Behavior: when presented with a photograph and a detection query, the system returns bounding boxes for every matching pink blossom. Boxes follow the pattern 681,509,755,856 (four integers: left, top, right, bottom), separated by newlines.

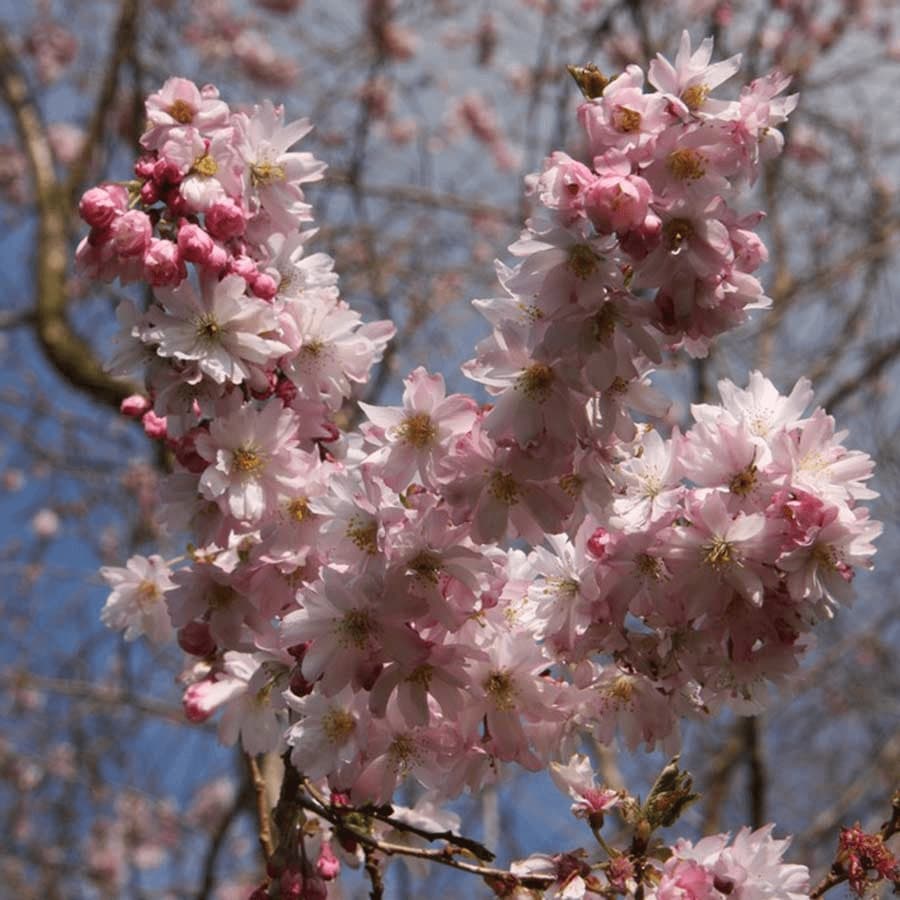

79,184,128,229
100,554,175,645
360,367,477,490
143,238,187,287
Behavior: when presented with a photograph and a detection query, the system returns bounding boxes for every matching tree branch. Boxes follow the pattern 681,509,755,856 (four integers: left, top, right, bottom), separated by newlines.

0,28,137,410
63,0,140,207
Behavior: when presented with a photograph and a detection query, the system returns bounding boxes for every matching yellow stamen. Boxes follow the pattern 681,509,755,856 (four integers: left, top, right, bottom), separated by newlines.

251,161,286,186
396,412,437,448
729,464,758,497
516,363,554,402
337,609,373,649
568,244,599,279
484,669,517,711
232,447,264,474
489,471,520,506
681,83,710,111
322,708,356,743
168,99,194,124
663,218,694,252
612,105,642,133
667,148,706,182
193,154,218,177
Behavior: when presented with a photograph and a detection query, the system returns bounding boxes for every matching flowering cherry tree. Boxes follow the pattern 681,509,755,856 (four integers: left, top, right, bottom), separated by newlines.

75,27,900,900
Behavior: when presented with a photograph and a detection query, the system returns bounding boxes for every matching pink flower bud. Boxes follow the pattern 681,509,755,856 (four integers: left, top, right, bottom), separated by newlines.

251,370,279,400
140,180,160,205
177,621,217,657
206,242,228,271
275,378,297,405
172,428,209,474
152,156,182,186
619,212,662,260
316,841,340,880
161,185,189,217
87,225,113,248
228,255,258,283
183,680,217,723
141,410,168,440
134,156,156,179
587,527,609,559
251,272,278,301
143,238,186,287
206,198,246,240
585,173,651,234
111,210,152,257
177,221,215,264
120,394,152,418
79,184,127,228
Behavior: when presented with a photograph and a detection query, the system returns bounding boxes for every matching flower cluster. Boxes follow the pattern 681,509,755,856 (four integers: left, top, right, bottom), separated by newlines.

86,35,880,899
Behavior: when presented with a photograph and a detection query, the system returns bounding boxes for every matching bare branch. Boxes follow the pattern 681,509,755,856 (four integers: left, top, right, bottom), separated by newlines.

0,28,138,410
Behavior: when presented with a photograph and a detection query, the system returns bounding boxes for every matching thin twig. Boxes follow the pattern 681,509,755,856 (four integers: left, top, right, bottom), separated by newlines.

246,754,275,863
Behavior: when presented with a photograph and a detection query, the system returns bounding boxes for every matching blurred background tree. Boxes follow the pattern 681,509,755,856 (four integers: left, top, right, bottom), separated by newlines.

1,0,898,896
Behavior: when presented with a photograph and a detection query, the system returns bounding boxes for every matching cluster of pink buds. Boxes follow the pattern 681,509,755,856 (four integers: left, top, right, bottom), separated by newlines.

77,78,326,298
86,34,881,900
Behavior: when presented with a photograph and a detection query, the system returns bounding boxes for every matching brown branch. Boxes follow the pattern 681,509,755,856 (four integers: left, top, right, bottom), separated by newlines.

303,779,494,863
196,777,251,900
364,844,385,900
246,754,275,864
821,334,900,413
0,671,189,725
0,27,137,410
701,724,744,834
295,789,556,890
741,716,766,829
325,167,516,224
63,0,140,207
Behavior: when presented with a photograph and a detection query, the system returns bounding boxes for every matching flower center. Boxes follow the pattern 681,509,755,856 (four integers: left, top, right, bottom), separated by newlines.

612,105,642,133
388,733,421,773
337,609,374,649
483,669,517,710
489,470,520,506
406,664,434,689
703,537,735,570
609,376,630,395
559,473,583,497
635,553,663,581
193,154,218,177
568,243,599,279
408,551,442,584
251,160,286,186
136,579,160,609
301,339,325,357
667,148,706,182
232,447,264,474
168,99,194,124
663,217,694,252
196,314,221,341
207,583,236,610
321,707,356,744
681,83,710,111
545,576,579,601
592,303,618,342
606,674,634,703
396,412,437,448
729,464,758,496
346,517,378,555
287,497,309,521
517,363,554,402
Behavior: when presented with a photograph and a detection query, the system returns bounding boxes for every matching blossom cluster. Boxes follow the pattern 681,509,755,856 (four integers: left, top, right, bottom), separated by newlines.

86,34,880,899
